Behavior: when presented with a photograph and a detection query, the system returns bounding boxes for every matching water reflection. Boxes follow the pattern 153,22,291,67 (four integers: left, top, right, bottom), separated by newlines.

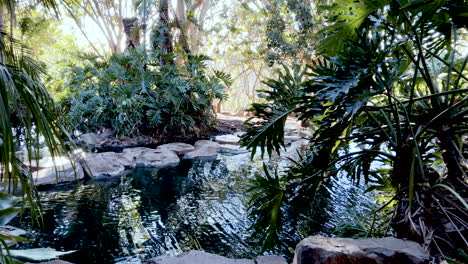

12,153,377,263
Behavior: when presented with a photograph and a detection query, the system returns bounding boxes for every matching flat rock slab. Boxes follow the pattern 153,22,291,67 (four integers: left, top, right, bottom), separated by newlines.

123,147,180,168
215,134,241,145
33,158,84,186
10,248,76,262
218,144,249,154
80,152,131,177
183,140,220,160
293,235,429,264
27,261,74,264
157,143,195,155
145,250,254,264
255,256,287,264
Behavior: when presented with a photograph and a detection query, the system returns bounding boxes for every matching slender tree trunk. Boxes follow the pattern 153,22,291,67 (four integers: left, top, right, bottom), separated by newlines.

0,3,4,28
122,17,140,49
159,0,173,64
438,127,464,180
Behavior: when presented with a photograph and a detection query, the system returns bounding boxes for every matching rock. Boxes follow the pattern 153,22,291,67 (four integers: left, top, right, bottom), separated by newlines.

194,140,220,149
255,256,287,264
116,135,159,148
215,134,240,145
284,135,302,145
183,140,220,160
145,250,254,264
157,143,195,155
27,261,74,264
79,152,131,177
218,144,249,154
10,248,76,262
78,133,105,147
33,157,84,186
292,235,430,264
77,131,159,151
123,147,180,168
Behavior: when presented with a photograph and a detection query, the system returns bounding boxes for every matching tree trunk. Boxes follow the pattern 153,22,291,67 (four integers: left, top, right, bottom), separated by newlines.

159,0,173,64
437,127,465,180
0,3,4,28
122,17,141,49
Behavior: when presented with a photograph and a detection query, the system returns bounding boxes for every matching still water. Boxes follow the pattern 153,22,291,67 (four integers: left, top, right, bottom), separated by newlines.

13,152,377,263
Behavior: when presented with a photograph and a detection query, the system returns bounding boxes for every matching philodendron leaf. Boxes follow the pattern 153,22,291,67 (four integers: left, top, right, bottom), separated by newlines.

9,248,76,262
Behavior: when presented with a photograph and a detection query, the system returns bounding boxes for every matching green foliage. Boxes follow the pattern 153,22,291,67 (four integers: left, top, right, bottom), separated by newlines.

241,63,308,158
62,48,228,138
0,26,71,219
264,0,317,64
247,164,286,250
242,0,468,258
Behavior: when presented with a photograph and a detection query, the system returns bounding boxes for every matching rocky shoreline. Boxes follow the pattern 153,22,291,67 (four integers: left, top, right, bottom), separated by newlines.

29,235,430,264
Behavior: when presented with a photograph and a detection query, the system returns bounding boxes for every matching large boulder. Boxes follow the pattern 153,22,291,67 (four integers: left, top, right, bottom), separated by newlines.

183,140,220,160
123,147,180,168
157,143,195,155
79,152,132,177
293,235,430,264
145,250,254,264
32,157,84,186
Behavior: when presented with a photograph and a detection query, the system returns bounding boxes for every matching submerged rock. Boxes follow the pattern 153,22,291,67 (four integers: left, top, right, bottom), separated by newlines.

145,250,254,264
183,140,220,160
293,235,430,264
157,143,195,155
123,147,180,168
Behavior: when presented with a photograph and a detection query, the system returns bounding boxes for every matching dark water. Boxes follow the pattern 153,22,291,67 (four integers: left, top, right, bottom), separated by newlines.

13,152,378,263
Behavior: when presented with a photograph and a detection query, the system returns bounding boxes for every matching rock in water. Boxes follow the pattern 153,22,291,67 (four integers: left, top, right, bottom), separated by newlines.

32,157,85,186
293,235,429,264
183,140,220,160
144,250,287,264
79,152,131,177
215,134,241,145
157,143,195,155
122,147,180,168
27,261,75,264
145,250,254,264
255,256,288,264
10,248,76,262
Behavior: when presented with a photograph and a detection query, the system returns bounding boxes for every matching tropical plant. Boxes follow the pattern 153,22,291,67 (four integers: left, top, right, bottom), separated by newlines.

0,192,27,264
1,0,74,219
62,48,230,139
241,0,467,260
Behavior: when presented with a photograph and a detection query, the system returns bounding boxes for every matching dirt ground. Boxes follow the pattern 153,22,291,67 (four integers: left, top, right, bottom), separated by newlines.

212,113,248,135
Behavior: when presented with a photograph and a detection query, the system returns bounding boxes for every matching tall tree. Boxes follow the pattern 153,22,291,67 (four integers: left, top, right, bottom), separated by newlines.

61,0,132,55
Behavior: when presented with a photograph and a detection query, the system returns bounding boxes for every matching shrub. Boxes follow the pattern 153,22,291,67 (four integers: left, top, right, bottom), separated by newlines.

61,48,230,139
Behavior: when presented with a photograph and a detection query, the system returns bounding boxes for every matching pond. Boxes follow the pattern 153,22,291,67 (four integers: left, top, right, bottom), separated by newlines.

13,152,378,263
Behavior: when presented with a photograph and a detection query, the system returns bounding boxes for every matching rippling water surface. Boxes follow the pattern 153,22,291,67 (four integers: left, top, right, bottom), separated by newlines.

13,151,377,263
